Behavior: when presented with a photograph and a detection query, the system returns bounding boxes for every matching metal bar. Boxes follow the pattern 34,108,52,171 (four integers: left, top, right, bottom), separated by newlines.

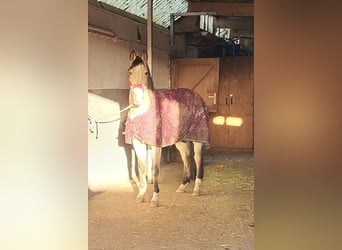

172,12,216,17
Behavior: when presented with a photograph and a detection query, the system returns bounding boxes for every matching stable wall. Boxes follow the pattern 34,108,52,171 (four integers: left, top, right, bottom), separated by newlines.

88,4,178,90
88,4,181,191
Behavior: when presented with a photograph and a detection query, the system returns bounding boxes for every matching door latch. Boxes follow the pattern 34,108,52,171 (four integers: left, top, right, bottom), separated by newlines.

226,94,233,105
208,92,216,105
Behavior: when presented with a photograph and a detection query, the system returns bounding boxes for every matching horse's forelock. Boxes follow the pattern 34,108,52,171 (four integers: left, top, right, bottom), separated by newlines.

128,56,145,71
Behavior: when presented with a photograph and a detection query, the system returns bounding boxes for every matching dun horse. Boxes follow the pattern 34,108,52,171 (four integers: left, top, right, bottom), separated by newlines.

125,50,209,207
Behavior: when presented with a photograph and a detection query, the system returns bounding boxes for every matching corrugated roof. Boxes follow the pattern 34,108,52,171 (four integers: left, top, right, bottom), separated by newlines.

98,0,188,28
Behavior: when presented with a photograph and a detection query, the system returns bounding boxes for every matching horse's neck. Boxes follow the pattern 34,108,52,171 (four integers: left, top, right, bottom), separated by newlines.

128,89,154,119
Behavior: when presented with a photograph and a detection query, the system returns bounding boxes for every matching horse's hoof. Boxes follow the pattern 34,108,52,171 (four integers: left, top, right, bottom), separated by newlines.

135,195,145,203
192,189,200,196
150,200,159,207
176,184,186,193
150,192,159,207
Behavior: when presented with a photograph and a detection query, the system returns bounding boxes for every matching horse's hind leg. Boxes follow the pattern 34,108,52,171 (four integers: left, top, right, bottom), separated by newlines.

146,146,153,184
132,138,148,202
192,142,204,196
175,141,191,193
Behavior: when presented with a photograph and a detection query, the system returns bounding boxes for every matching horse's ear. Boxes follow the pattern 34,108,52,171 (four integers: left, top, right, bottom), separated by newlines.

129,50,137,64
141,50,148,63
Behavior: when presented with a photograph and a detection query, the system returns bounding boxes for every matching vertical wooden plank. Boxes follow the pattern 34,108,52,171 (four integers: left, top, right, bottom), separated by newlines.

147,0,153,76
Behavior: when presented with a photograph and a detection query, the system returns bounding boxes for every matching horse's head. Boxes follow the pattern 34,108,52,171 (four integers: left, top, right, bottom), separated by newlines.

128,50,154,107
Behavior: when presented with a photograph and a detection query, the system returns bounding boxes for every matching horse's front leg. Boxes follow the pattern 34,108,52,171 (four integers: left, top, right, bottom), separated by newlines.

132,138,148,202
192,142,204,196
175,141,191,193
150,146,161,207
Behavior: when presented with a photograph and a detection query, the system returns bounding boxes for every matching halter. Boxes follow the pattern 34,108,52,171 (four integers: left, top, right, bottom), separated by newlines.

128,80,144,91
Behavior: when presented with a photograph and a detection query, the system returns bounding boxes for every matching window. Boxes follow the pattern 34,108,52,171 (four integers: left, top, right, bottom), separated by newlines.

215,27,230,40
200,15,214,34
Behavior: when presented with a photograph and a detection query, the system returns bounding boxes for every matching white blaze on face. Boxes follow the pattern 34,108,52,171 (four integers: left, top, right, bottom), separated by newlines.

132,87,144,106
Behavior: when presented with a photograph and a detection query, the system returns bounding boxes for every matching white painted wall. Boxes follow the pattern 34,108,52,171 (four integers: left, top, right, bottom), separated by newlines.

88,5,175,90
88,92,133,192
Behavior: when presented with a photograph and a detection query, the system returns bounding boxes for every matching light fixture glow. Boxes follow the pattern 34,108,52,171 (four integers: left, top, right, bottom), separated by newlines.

226,116,243,127
212,115,243,127
213,116,225,125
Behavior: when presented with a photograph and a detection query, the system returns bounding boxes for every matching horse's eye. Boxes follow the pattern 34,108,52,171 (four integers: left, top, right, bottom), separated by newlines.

145,71,148,75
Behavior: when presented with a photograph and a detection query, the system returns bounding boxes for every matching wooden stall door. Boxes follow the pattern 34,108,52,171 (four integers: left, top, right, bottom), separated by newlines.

210,57,254,149
171,58,219,112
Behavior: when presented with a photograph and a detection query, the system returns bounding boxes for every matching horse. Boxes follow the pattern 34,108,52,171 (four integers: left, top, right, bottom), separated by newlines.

124,50,210,207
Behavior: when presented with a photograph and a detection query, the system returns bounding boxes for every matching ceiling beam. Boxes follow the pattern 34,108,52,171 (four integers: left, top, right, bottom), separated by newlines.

229,29,254,38
173,16,199,33
216,17,254,30
188,2,253,17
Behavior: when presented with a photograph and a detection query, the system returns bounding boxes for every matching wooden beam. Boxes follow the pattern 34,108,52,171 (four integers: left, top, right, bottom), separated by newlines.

147,0,153,76
216,17,254,30
229,29,254,38
174,16,200,33
188,2,253,17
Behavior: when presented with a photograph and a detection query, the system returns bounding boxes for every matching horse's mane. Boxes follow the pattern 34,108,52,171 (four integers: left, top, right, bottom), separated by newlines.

146,68,155,91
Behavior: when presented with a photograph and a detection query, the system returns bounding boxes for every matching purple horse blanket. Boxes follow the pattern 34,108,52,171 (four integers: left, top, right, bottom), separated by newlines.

125,88,209,147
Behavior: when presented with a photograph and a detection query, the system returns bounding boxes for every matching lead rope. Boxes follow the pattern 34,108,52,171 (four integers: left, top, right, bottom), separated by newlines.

88,104,132,139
